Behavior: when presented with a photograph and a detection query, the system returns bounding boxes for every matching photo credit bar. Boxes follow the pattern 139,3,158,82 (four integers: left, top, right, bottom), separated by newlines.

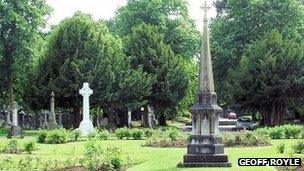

238,158,301,166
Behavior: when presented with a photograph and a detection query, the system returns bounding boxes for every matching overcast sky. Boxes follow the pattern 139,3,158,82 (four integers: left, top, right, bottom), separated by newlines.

45,0,217,31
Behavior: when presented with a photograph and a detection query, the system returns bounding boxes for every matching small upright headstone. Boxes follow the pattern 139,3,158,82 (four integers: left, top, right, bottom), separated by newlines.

4,105,12,128
147,106,155,128
127,108,132,126
8,101,23,137
58,112,63,127
78,83,94,136
42,110,49,129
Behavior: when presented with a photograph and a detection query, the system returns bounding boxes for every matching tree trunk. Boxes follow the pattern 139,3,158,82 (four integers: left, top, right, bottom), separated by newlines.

73,107,80,128
158,114,167,126
8,77,13,115
105,111,116,129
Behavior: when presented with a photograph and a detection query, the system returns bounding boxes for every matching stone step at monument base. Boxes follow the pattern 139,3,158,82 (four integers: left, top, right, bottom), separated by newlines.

180,162,231,167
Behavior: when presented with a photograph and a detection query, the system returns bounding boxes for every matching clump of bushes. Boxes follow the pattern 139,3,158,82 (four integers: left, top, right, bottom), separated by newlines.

0,139,36,154
37,128,70,144
1,138,22,154
83,139,125,170
292,141,304,154
45,128,69,144
37,130,47,143
222,131,271,147
144,129,153,138
277,143,285,154
69,129,81,141
23,141,36,154
131,129,144,140
115,127,148,140
115,127,132,140
97,129,111,140
143,129,188,148
255,124,304,139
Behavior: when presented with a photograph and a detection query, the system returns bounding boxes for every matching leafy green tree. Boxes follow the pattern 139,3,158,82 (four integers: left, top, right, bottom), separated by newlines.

0,0,51,112
27,13,152,127
124,24,188,125
109,0,201,59
227,30,304,126
210,0,304,106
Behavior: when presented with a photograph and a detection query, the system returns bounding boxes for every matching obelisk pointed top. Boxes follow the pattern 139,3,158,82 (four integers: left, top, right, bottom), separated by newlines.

198,0,215,92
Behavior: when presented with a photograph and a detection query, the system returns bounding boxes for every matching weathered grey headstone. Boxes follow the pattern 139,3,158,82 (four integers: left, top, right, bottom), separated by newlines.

147,106,155,128
100,117,108,127
8,101,23,137
78,83,94,136
4,105,12,128
180,1,230,167
12,101,19,127
49,92,57,129
127,108,132,126
42,110,49,129
58,112,63,127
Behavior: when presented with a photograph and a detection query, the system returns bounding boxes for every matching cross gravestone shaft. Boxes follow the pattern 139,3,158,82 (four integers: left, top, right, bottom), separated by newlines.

79,83,93,120
78,83,94,136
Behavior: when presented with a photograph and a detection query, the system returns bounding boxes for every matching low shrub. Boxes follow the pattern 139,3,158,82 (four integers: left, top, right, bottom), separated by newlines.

23,141,36,154
144,129,154,138
131,129,144,140
115,127,132,140
255,124,304,140
222,131,271,147
87,131,98,139
277,143,285,154
97,130,110,140
222,132,236,147
69,129,81,141
45,129,69,144
269,126,284,139
281,125,302,139
300,130,304,139
2,138,22,154
37,130,47,143
83,139,125,170
166,129,181,141
143,138,187,148
292,141,304,154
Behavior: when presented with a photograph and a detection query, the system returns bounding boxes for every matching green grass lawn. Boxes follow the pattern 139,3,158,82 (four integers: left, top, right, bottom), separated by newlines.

0,131,301,171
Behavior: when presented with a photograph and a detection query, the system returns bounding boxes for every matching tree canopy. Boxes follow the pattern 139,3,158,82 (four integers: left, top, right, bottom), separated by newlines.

124,23,189,125
227,30,304,125
210,0,304,106
27,12,152,127
109,0,201,59
0,0,51,112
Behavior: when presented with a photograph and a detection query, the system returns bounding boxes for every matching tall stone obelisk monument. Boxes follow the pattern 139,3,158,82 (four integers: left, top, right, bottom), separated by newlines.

180,1,231,167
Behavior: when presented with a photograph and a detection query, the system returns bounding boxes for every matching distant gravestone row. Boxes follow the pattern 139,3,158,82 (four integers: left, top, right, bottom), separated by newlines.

1,82,158,137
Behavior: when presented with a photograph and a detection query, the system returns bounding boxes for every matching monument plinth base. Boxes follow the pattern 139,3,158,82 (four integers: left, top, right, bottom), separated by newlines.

78,119,94,136
180,135,231,167
8,126,23,138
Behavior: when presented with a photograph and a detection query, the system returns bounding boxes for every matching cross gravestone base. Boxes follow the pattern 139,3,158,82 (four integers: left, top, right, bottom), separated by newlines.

8,126,23,138
79,119,94,136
